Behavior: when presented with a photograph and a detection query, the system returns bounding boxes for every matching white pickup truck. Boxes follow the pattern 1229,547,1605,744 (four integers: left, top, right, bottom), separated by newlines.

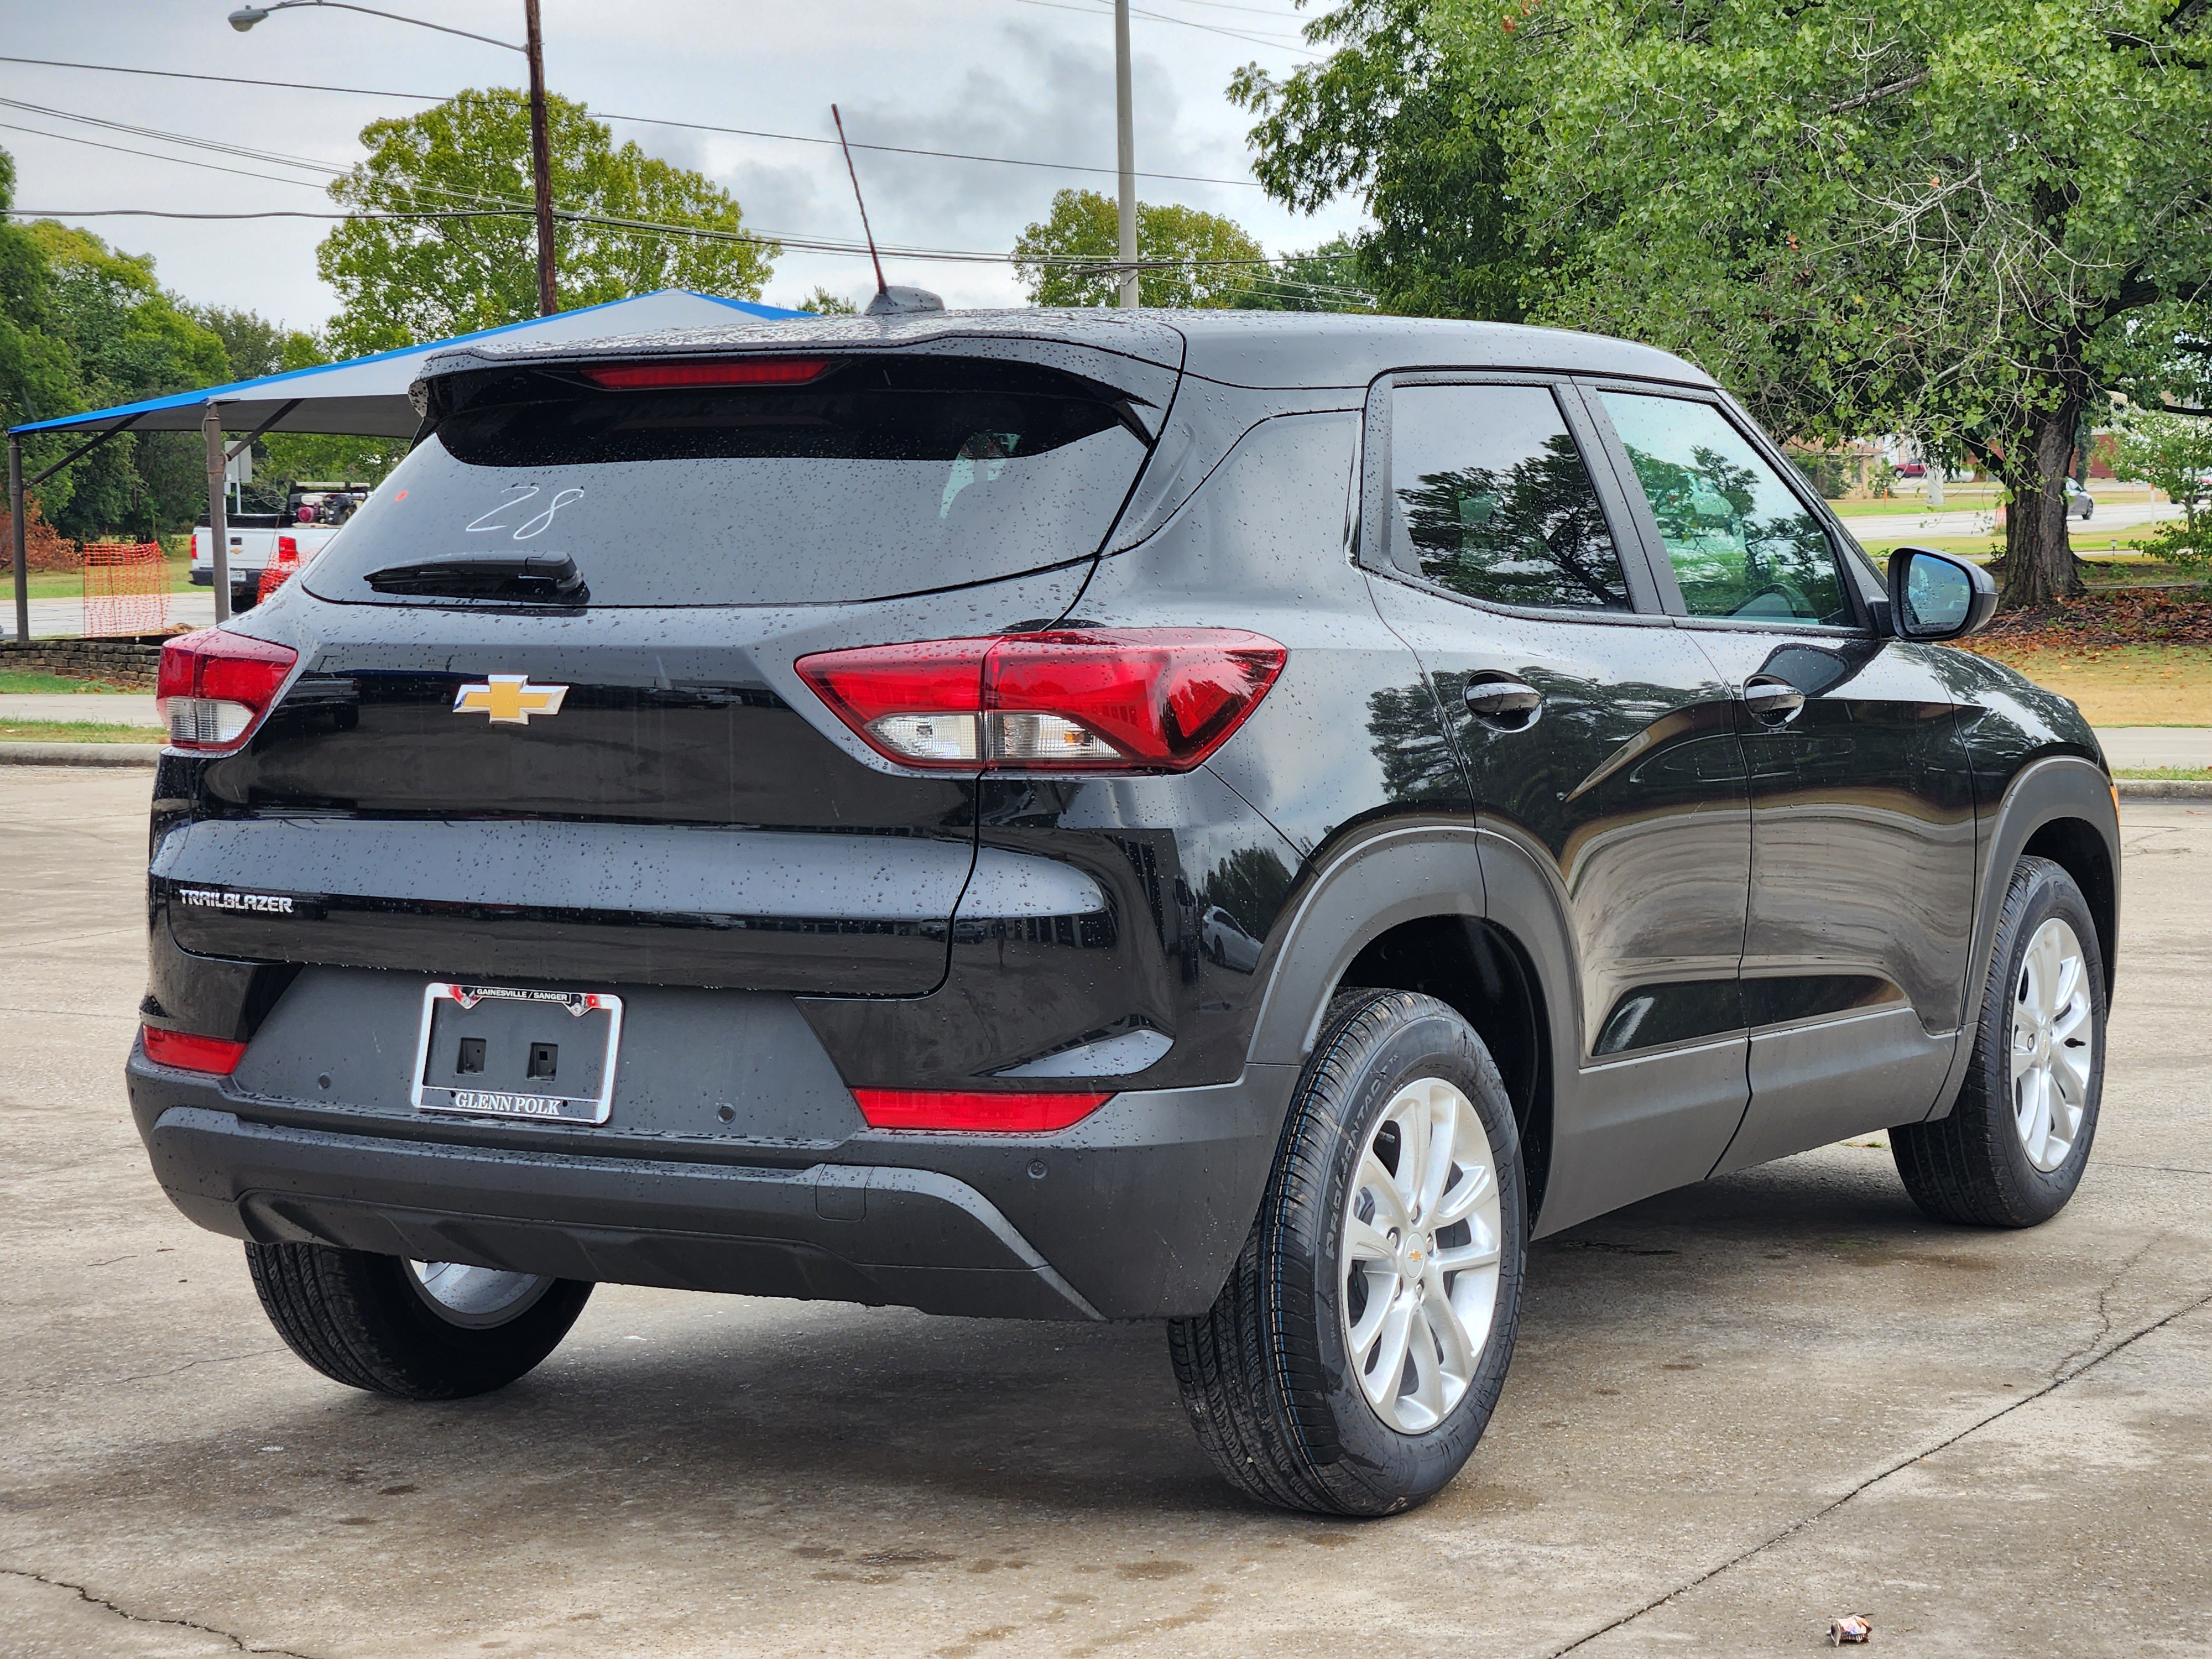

191,481,372,611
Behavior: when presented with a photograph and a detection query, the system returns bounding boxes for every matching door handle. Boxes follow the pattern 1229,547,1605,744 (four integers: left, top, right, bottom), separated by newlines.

1742,676,1806,725
1464,676,1543,728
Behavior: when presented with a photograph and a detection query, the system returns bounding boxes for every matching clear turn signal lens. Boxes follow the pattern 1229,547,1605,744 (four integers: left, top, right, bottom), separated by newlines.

868,712,982,763
154,628,298,753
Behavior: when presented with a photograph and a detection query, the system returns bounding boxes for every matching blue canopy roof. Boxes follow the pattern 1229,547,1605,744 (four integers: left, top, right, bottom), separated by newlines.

9,289,808,440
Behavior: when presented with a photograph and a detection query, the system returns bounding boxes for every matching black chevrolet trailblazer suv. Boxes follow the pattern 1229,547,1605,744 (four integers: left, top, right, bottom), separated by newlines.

128,311,2119,1516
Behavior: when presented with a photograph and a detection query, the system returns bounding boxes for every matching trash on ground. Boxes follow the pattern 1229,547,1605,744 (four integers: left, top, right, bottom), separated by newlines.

1829,1614,1872,1645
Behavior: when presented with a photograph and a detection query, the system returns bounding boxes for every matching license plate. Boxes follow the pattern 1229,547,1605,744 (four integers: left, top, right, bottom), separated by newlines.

410,982,623,1125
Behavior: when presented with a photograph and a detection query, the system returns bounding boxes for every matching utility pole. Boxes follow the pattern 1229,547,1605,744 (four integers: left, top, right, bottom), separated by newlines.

8,435,26,646
204,406,231,625
1114,0,1139,309
524,0,557,315
228,2,557,313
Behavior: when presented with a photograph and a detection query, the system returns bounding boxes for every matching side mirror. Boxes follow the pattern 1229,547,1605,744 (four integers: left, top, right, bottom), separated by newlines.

1886,546,1996,641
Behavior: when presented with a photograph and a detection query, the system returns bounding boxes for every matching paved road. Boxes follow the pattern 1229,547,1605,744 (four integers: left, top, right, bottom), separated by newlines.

3,770,2208,1658
1843,499,2184,540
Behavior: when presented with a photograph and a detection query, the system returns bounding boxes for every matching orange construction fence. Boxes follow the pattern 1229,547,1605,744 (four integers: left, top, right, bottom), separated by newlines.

81,541,170,638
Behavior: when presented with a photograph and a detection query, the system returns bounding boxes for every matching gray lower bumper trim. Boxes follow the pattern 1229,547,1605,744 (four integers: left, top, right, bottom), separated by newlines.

146,1106,1102,1322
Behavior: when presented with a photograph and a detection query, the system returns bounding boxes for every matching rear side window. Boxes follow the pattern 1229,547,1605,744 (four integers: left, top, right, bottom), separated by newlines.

1598,392,1850,625
304,357,1154,607
1387,383,1631,611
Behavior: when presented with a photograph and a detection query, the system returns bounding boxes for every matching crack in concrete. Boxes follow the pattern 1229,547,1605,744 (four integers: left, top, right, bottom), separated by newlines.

2051,1234,2162,1381
2,1566,318,1657
117,1347,286,1385
1541,1283,2212,1658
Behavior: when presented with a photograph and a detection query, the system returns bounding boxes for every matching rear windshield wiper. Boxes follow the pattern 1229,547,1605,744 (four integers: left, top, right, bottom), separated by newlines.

366,554,588,604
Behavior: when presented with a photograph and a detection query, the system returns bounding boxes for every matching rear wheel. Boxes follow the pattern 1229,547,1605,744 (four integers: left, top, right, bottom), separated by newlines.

1167,990,1525,1515
245,1243,592,1399
1893,856,2106,1226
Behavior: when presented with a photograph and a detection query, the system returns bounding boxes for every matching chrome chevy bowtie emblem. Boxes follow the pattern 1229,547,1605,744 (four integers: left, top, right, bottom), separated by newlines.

453,675,568,725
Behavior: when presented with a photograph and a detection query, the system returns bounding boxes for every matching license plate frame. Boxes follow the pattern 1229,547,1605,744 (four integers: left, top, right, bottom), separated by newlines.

410,982,624,1125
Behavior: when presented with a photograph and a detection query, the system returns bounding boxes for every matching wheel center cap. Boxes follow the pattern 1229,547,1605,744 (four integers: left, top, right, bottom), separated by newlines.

1399,1237,1427,1285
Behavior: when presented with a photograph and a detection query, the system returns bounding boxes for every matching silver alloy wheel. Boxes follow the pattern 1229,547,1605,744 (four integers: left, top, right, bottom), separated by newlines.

1339,1076,1504,1433
2011,916,2095,1172
405,1260,556,1329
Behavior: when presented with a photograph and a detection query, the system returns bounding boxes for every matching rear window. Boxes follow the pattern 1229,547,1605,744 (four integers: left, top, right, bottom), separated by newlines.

304,356,1155,607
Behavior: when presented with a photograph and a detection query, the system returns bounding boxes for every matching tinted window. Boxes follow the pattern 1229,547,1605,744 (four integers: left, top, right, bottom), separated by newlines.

1599,392,1850,625
305,358,1151,608
1387,384,1630,611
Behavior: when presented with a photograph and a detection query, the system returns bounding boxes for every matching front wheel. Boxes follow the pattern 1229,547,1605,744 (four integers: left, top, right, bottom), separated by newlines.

1892,856,2106,1226
1167,990,1525,1515
246,1243,592,1399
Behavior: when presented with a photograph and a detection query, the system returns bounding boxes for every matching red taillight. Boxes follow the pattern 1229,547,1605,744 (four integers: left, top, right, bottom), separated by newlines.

156,628,298,751
853,1089,1113,1133
795,629,1286,773
581,357,830,390
258,535,302,603
142,1025,247,1074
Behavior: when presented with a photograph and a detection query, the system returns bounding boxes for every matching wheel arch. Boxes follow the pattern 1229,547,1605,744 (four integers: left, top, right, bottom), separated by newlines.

1921,754,2120,1123
1245,824,1578,1229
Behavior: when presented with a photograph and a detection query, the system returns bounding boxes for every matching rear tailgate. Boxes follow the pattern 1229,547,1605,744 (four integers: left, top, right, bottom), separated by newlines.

154,332,1180,998
155,586,1088,995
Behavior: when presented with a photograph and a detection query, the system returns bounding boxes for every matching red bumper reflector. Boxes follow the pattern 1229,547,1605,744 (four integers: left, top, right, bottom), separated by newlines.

581,357,830,390
142,1025,247,1075
853,1088,1112,1134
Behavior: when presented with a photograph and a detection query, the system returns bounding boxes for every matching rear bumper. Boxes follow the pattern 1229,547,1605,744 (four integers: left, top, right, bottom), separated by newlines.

126,1047,1298,1321
140,1102,1102,1321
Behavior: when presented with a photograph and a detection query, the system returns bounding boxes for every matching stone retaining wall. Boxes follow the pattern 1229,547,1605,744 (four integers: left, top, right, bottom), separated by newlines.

0,637,166,690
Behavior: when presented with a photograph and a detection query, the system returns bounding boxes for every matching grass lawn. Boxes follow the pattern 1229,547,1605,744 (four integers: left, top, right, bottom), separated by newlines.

1850,529,2006,559
0,719,161,744
23,547,199,601
1964,641,2212,725
2115,766,2212,781
0,669,139,694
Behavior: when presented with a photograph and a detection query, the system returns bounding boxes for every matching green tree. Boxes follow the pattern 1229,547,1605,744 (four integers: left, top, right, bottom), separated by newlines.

1231,234,1374,312
0,148,90,524
27,220,228,541
1231,0,1532,320
320,89,776,356
1012,189,1267,309
1443,0,2212,608
799,285,859,315
2116,413,2212,572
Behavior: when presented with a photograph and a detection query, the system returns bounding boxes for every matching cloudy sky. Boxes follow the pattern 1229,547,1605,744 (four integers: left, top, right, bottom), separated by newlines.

1,0,1366,333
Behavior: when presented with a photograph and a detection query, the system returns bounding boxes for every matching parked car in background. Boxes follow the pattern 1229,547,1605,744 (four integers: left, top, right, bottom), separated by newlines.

192,481,372,612
129,312,2119,1517
2067,479,2095,520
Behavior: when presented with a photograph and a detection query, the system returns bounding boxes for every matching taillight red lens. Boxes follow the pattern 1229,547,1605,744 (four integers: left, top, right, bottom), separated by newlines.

853,1088,1112,1133
795,629,1286,773
142,1025,247,1074
582,357,830,390
155,628,298,751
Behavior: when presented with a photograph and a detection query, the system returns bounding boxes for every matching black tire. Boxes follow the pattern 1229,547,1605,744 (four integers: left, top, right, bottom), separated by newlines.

1166,989,1526,1516
245,1243,592,1400
1892,856,2106,1227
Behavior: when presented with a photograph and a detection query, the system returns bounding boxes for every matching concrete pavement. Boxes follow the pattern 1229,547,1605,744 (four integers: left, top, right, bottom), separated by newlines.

2,769,2208,1657
0,695,161,726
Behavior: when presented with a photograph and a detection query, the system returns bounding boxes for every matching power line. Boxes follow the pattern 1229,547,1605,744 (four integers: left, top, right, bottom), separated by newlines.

2,91,1357,284
0,53,1274,189
3,205,1363,289
1009,0,1317,53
